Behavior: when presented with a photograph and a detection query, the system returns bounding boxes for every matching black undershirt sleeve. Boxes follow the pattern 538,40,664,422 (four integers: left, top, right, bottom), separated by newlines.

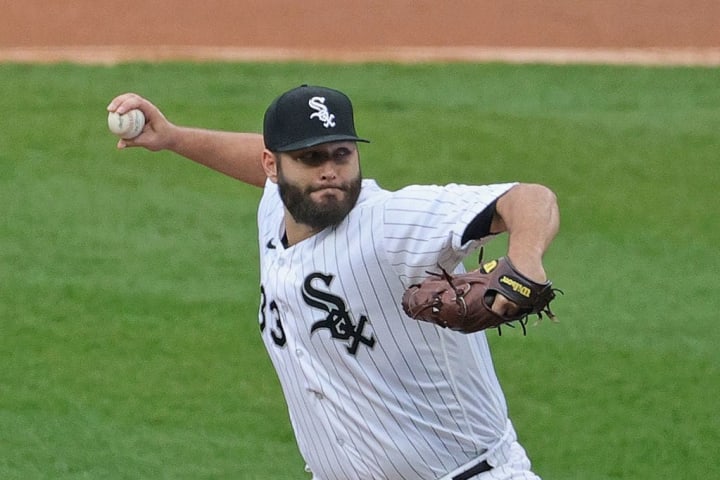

460,200,498,244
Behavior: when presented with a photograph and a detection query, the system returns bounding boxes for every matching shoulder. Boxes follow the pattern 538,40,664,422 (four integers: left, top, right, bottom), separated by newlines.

353,181,517,223
386,182,517,210
354,179,390,207
259,179,283,215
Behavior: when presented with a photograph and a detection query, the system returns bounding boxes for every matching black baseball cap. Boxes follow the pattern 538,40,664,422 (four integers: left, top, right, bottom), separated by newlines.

263,85,369,152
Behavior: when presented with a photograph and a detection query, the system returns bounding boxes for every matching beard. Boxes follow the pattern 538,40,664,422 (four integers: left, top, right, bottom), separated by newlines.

277,169,362,231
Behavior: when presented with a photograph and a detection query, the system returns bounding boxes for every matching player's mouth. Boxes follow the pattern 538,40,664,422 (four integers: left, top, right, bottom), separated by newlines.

310,185,346,196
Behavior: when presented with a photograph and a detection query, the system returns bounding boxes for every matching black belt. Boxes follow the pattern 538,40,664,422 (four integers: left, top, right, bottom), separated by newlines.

451,459,492,480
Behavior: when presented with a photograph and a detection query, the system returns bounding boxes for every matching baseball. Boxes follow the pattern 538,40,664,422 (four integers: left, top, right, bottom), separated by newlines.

107,109,146,139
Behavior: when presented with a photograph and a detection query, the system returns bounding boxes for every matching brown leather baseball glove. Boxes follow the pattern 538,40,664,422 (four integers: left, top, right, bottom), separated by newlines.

401,256,559,334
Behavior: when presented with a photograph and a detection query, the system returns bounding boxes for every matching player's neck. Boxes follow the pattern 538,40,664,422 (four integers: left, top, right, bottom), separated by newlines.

283,214,323,247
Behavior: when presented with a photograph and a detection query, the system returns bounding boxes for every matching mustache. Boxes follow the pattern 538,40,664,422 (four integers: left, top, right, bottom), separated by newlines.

307,183,349,193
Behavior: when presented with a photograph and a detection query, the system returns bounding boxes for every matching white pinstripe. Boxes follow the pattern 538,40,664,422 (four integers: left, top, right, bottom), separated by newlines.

256,179,539,479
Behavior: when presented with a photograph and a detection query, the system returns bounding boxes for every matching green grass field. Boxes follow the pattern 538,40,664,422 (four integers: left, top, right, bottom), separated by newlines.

1,61,718,479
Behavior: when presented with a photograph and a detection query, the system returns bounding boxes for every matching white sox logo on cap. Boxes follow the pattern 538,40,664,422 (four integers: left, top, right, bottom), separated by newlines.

308,96,336,128
263,84,369,152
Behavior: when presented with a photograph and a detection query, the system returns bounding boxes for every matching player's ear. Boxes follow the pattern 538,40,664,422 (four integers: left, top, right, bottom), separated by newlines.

262,150,279,183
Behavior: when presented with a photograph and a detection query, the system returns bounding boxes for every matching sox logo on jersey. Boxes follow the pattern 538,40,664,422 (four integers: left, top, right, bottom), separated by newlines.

302,272,376,355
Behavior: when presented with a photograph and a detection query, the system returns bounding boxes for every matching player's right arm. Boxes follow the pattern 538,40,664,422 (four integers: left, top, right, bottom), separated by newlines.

107,93,267,188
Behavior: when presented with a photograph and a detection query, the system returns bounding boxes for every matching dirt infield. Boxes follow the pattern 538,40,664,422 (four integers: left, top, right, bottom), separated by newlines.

2,1,720,65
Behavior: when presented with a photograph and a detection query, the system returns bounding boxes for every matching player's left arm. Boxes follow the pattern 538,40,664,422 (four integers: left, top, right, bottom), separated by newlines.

490,183,560,283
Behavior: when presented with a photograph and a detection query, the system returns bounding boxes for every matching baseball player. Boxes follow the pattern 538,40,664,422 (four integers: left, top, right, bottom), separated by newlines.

108,85,560,480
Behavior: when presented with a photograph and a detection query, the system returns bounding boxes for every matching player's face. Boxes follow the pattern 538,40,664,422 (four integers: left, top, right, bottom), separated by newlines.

275,142,362,230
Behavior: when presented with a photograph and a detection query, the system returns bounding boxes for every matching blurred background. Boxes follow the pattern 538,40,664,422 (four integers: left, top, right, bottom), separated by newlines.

2,0,720,64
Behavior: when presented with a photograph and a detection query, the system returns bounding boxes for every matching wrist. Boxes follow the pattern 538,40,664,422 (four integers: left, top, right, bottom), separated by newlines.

505,249,546,283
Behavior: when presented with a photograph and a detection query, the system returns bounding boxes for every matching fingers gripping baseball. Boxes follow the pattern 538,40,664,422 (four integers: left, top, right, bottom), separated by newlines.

107,93,173,151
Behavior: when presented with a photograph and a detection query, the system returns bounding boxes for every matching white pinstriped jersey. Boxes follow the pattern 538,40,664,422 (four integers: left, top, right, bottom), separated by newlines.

257,179,518,480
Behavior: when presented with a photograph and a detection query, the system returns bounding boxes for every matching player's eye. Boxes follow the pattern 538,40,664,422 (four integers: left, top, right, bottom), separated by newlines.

333,148,350,159
296,151,328,165
293,145,354,166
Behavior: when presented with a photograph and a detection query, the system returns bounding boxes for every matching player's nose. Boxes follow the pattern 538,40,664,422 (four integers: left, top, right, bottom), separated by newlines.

318,162,338,180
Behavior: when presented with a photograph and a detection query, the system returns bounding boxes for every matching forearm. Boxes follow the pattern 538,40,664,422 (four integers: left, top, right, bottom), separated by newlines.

492,183,560,281
167,126,267,187
108,93,268,187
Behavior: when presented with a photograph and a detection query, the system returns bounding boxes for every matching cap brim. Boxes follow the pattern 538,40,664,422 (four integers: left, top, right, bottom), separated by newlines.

273,135,370,152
